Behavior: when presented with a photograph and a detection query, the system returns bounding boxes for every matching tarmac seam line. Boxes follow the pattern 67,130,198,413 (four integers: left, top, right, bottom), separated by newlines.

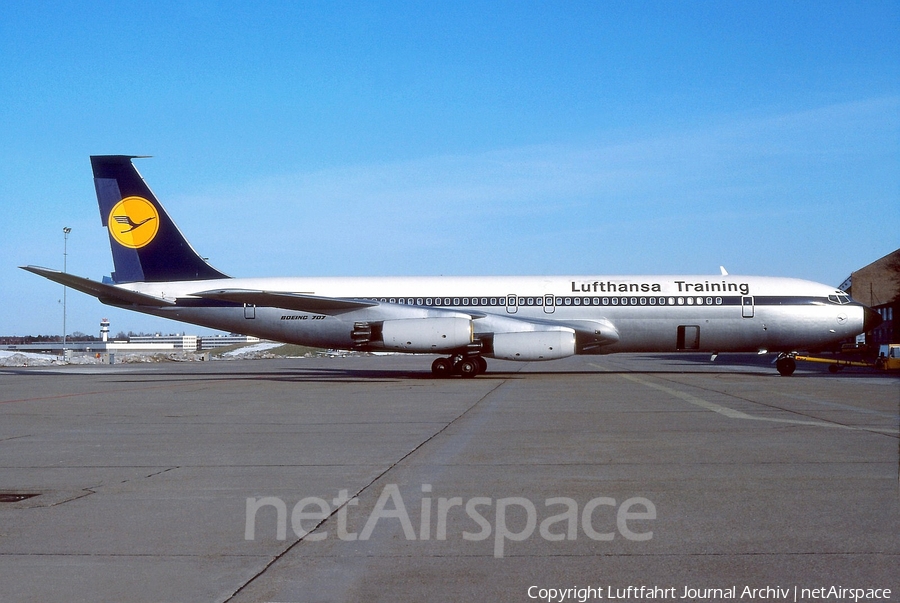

223,376,515,602
649,374,900,437
616,372,888,432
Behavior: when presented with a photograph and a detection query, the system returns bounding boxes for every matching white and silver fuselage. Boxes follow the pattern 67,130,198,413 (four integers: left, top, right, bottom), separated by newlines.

119,274,872,356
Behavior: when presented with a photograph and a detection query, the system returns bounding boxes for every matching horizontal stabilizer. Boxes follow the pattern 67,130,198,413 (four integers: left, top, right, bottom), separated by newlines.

192,289,378,314
20,266,175,307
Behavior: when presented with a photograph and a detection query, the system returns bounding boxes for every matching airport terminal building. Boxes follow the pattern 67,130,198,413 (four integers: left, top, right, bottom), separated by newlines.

1,325,261,356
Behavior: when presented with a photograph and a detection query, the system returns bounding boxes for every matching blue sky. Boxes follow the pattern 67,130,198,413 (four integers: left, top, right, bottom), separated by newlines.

1,1,897,336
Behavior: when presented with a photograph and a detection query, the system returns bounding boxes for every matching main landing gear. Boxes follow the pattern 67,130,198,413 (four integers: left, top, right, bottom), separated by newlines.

775,353,797,377
431,355,487,378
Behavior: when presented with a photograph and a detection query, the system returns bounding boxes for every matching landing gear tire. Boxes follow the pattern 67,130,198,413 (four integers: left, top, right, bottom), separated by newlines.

456,358,479,378
431,357,453,377
776,357,796,377
473,356,488,374
828,364,841,373
432,355,485,378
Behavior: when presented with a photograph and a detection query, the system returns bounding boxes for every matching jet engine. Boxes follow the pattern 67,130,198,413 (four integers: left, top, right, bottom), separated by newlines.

380,317,473,352
490,329,576,361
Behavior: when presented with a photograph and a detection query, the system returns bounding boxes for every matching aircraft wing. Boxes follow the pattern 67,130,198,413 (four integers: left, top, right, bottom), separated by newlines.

192,289,379,314
20,266,175,307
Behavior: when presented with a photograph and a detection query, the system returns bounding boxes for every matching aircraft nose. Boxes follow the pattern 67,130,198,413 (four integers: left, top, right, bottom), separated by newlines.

863,306,883,332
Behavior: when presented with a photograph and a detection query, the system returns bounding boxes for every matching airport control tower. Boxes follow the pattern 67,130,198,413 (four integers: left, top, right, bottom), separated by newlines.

100,318,110,343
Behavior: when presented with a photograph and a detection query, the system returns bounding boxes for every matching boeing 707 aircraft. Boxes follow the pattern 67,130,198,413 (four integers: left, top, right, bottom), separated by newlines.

23,156,881,377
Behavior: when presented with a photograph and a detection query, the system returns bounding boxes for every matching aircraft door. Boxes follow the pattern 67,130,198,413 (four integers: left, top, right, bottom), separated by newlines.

741,296,754,318
677,325,700,350
543,295,555,314
244,303,256,319
506,294,518,314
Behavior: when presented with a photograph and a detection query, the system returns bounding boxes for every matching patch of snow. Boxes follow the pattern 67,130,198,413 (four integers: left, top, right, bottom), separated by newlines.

0,350,60,367
222,342,284,357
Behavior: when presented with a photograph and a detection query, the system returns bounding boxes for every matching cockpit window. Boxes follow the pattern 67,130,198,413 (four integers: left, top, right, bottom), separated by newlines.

828,294,852,304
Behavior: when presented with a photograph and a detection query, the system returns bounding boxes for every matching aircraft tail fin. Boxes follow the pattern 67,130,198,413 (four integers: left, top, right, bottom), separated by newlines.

91,155,229,283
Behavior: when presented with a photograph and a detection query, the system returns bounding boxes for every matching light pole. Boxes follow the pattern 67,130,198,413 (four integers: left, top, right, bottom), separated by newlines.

62,227,71,356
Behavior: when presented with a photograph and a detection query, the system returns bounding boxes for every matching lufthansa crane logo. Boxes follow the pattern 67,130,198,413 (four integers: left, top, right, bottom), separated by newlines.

108,196,159,249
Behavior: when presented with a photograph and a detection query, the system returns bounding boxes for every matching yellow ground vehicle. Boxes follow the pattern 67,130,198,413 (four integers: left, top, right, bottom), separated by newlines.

794,343,899,373
874,344,900,370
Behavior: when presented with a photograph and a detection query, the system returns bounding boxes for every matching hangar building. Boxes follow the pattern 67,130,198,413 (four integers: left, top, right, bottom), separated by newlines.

839,248,899,346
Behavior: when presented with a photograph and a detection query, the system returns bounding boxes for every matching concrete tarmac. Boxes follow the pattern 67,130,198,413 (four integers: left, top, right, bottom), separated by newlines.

0,354,897,602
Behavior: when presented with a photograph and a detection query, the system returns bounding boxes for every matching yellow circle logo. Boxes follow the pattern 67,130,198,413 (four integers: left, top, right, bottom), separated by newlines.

108,196,159,249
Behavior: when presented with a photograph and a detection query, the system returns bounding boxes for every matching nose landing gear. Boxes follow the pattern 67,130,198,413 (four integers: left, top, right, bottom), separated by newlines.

775,353,797,376
431,354,487,378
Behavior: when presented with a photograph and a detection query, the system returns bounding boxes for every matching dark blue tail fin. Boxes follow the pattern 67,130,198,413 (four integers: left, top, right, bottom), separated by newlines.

92,156,228,283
